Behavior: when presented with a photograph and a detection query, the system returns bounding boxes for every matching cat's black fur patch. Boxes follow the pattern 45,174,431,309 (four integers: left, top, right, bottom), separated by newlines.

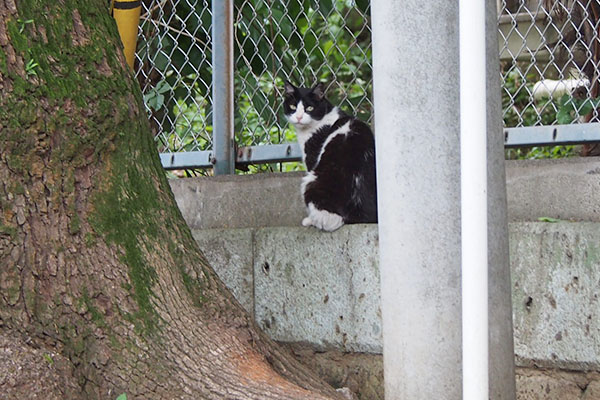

284,81,377,227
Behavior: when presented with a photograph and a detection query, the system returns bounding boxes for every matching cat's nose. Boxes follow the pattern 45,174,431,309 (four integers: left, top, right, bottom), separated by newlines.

296,114,303,122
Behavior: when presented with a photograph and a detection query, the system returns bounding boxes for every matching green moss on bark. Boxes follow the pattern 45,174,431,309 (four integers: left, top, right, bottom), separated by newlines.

0,225,17,239
3,0,212,346
91,164,162,335
2,0,167,337
80,287,106,328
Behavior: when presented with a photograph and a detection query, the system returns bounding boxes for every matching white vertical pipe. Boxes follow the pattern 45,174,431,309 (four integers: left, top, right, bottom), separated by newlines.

460,0,489,399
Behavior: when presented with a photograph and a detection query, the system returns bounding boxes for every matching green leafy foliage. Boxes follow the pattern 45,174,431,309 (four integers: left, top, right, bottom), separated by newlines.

505,144,576,160
143,80,172,112
17,18,33,34
537,217,562,223
141,4,592,172
138,0,371,173
502,65,578,160
25,58,39,76
556,94,600,124
502,67,557,127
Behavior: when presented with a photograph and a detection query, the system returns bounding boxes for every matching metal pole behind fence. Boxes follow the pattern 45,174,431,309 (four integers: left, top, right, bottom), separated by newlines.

212,0,235,175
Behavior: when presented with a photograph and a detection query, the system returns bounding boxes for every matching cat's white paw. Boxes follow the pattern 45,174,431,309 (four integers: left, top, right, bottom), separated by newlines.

319,212,344,231
304,203,344,232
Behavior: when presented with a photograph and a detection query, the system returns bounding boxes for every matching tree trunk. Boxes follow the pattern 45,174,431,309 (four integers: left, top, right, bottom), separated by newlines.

0,1,342,398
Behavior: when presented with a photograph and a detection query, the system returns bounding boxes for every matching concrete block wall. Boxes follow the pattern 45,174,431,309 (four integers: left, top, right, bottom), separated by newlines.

192,226,381,353
510,223,600,371
191,222,600,373
170,157,600,398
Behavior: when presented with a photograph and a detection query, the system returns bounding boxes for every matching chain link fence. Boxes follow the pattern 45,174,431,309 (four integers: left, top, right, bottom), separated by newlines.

135,0,372,165
136,0,214,155
234,0,372,148
499,0,600,128
135,1,600,170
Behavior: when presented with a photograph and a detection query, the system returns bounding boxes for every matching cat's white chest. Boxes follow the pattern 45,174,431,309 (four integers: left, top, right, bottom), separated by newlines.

294,107,340,158
295,128,312,153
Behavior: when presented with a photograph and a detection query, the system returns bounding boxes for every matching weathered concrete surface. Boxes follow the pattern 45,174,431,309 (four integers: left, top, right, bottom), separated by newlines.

510,222,600,371
170,157,600,230
371,0,480,396
169,172,305,229
192,221,600,372
254,226,380,353
506,157,600,222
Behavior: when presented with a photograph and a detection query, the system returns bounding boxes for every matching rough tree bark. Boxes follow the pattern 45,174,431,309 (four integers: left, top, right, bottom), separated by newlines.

0,1,343,399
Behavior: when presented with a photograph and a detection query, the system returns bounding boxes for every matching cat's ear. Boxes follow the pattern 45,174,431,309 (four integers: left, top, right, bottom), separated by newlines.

312,82,326,100
284,81,296,96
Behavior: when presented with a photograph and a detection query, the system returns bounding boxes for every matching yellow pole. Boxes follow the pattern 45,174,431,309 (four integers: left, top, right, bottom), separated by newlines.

112,0,141,69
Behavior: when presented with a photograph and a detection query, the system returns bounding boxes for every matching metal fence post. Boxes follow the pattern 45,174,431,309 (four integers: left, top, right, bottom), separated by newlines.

212,0,235,174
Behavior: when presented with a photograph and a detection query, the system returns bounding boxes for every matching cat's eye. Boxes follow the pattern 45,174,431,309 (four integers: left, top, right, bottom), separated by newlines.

290,104,297,110
306,106,314,111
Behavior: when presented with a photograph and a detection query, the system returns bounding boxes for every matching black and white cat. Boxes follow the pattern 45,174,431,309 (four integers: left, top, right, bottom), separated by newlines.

283,81,377,231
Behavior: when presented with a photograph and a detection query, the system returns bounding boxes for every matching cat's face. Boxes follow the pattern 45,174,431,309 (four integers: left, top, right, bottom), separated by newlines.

283,81,330,128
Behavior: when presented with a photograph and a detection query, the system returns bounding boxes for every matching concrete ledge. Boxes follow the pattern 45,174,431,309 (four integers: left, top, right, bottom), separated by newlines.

170,172,305,229
192,225,380,353
254,226,380,353
171,157,600,230
506,156,600,222
192,221,600,372
510,222,600,370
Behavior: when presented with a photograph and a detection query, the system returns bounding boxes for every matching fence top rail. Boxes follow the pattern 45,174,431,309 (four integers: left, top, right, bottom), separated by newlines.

159,123,600,170
504,123,600,148
146,1,600,172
